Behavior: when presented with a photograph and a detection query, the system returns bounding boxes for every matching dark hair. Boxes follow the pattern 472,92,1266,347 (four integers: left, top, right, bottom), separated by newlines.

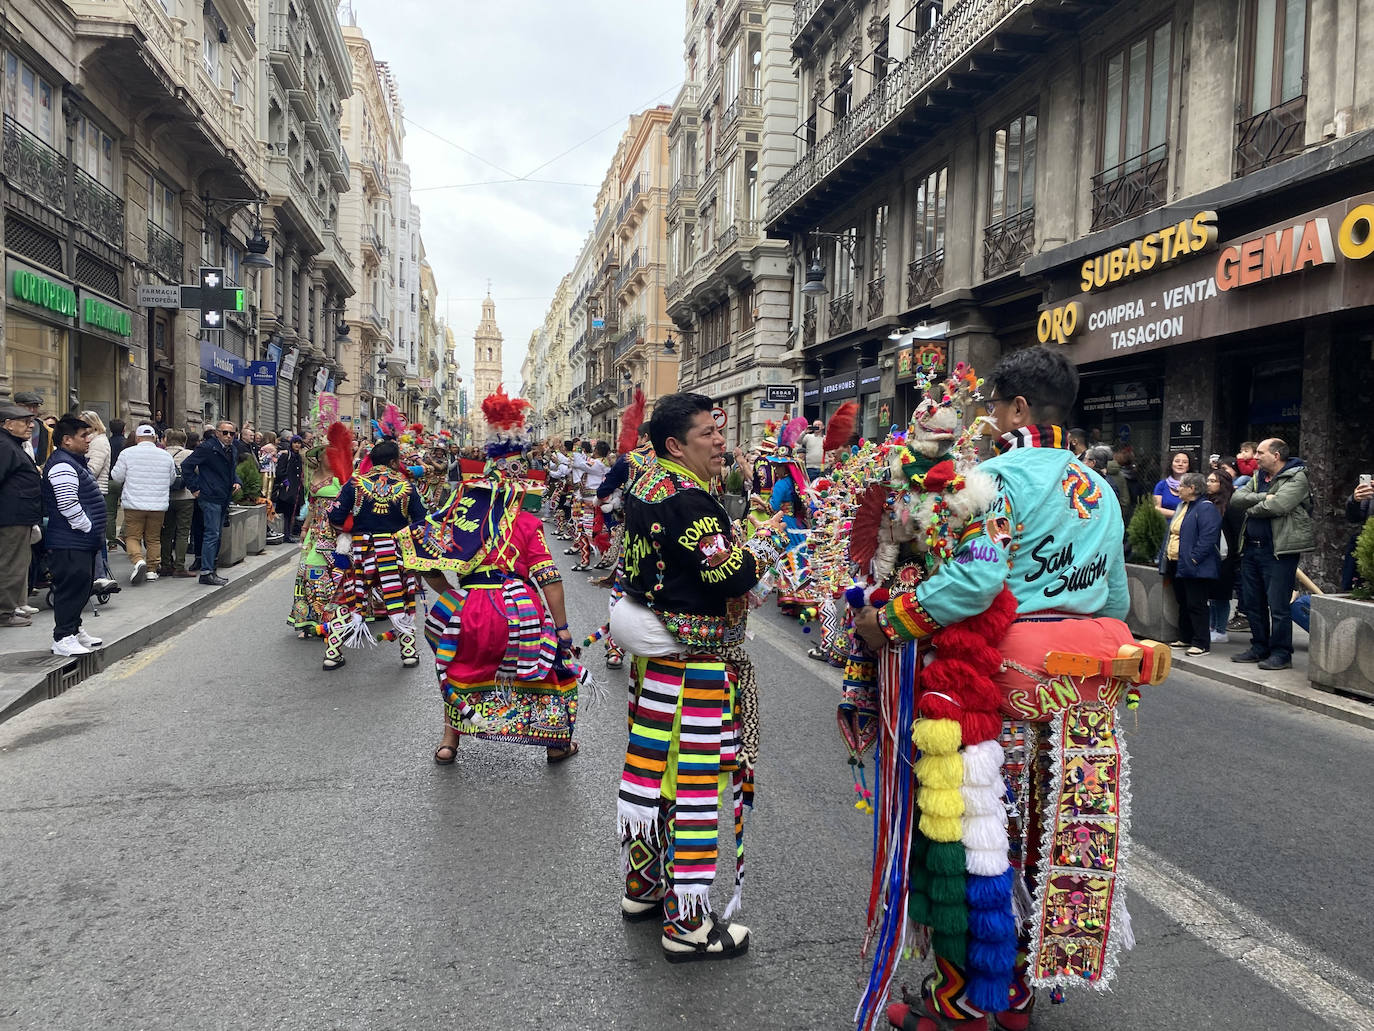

987,346,1079,424
1069,427,1088,443
563,439,574,450
369,440,400,466
594,441,611,458
649,392,714,457
54,416,91,446
109,419,125,435
1207,467,1234,510
202,429,216,441
1265,438,1291,462
1239,440,1258,452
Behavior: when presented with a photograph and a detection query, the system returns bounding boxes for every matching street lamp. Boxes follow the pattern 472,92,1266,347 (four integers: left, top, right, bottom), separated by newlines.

800,229,863,296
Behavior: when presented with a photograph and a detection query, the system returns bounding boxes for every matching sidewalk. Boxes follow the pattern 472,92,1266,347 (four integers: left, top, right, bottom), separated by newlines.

1170,622,1374,732
0,543,300,724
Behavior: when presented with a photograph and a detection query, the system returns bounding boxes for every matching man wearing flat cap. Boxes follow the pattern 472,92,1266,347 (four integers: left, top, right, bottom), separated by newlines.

12,391,51,463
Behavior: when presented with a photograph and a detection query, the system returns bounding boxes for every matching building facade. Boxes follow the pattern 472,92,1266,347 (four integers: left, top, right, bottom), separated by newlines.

666,0,800,447
256,0,355,435
3,0,265,433
766,0,1374,586
336,24,395,431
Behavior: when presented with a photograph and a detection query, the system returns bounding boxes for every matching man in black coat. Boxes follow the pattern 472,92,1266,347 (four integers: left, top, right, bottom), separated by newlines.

180,420,241,586
0,402,42,627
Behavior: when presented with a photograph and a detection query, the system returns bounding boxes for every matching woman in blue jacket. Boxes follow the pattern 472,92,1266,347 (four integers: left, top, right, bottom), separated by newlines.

1161,472,1222,654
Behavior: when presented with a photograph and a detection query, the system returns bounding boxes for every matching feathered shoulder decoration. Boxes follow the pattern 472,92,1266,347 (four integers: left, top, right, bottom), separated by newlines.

379,404,406,440
781,416,808,449
823,400,859,453
617,387,646,455
325,422,353,485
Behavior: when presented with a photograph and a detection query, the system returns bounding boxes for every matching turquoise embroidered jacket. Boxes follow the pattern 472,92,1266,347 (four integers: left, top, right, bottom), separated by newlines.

883,427,1129,641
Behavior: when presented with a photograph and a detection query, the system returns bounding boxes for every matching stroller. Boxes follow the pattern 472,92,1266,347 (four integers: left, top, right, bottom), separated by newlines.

30,522,122,615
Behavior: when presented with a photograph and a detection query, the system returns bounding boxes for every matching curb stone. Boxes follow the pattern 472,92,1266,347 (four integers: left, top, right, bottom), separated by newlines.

0,546,299,726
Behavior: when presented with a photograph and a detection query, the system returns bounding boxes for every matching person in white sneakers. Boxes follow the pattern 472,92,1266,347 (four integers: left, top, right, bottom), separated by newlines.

41,415,106,656
109,424,178,585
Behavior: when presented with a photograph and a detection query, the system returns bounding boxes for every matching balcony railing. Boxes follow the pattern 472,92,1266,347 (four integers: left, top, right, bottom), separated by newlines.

3,115,67,213
718,218,760,256
73,168,126,248
669,173,698,209
1235,94,1307,179
361,372,377,395
792,0,829,44
147,220,184,283
865,275,886,321
983,206,1035,279
723,87,764,128
828,291,854,336
1090,143,1168,232
362,224,385,258
616,248,642,294
618,176,644,227
769,0,1028,228
802,305,817,347
267,11,304,87
613,316,646,358
700,341,733,368
363,302,386,331
907,249,945,307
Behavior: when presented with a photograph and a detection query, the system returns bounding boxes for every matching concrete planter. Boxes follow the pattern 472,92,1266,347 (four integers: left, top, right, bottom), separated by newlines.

220,505,268,567
1308,594,1374,700
1124,562,1178,642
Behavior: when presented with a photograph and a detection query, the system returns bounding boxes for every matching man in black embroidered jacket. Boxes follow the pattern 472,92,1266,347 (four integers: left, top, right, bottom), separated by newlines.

612,392,788,964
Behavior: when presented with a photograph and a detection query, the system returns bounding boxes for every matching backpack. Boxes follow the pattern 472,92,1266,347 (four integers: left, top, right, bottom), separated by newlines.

169,448,186,494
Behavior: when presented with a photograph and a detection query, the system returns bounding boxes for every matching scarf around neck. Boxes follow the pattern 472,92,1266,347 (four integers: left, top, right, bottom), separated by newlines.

994,425,1067,454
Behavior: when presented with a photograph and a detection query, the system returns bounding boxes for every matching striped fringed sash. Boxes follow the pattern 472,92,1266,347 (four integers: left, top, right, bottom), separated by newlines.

618,657,745,921
337,532,417,646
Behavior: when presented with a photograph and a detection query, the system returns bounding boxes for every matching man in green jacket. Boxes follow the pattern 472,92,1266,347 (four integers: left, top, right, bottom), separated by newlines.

1230,438,1314,670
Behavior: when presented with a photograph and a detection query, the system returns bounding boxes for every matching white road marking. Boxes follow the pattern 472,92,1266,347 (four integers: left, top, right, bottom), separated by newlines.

1132,845,1374,1029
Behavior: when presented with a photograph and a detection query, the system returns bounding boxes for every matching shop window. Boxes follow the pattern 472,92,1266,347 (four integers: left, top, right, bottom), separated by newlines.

1236,0,1308,176
5,314,64,411
1093,21,1172,230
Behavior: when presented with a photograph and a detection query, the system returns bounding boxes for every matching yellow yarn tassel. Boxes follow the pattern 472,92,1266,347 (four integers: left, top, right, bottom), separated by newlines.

914,718,961,756
918,785,966,819
913,717,964,842
915,753,963,789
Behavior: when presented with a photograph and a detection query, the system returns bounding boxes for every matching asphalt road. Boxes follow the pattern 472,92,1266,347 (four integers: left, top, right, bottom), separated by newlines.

3,538,1374,1031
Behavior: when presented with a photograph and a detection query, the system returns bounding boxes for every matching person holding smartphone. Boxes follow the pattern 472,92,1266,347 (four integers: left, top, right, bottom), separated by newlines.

1343,473,1374,590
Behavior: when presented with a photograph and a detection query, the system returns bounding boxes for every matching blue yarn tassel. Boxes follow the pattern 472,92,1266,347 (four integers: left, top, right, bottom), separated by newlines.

964,867,1019,1013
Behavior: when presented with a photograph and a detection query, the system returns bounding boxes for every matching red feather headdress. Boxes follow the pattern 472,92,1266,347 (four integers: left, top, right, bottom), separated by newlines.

617,387,646,455
325,422,354,485
823,399,859,453
480,385,532,431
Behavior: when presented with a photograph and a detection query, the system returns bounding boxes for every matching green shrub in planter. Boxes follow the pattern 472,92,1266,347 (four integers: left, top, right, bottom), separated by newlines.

1353,516,1374,599
1126,500,1166,565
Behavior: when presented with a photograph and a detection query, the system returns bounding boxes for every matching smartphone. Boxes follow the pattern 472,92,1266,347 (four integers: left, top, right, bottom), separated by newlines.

1361,474,1372,488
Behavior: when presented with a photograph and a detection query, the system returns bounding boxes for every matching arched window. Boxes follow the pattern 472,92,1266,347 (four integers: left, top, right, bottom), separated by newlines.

487,347,493,361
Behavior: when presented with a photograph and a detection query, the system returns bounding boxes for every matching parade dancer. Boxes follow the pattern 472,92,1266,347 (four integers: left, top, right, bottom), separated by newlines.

546,441,571,536
572,443,608,571
610,392,791,963
288,424,352,637
850,348,1169,1031
322,438,428,672
399,386,581,766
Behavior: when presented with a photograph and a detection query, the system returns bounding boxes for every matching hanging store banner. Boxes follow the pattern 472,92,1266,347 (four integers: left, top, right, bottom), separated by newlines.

248,360,277,386
1038,192,1374,363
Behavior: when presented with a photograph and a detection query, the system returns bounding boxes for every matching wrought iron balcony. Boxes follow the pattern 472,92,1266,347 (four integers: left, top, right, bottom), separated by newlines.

616,249,642,295
907,250,945,307
669,173,698,209
802,306,817,348
828,291,854,336
361,372,377,395
769,0,1030,229
613,316,645,359
363,302,386,331
983,207,1035,279
361,224,385,260
723,87,763,129
700,341,733,369
1235,95,1306,179
3,115,67,213
1090,143,1168,232
74,168,126,248
718,218,760,257
146,220,184,284
865,275,886,321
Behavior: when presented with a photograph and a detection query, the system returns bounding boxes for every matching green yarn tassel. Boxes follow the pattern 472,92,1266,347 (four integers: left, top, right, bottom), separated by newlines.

928,873,966,904
932,930,968,967
926,840,966,876
929,901,969,935
908,889,933,926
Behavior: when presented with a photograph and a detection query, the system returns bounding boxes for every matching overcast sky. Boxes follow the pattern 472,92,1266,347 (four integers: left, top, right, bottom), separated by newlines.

344,0,684,398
